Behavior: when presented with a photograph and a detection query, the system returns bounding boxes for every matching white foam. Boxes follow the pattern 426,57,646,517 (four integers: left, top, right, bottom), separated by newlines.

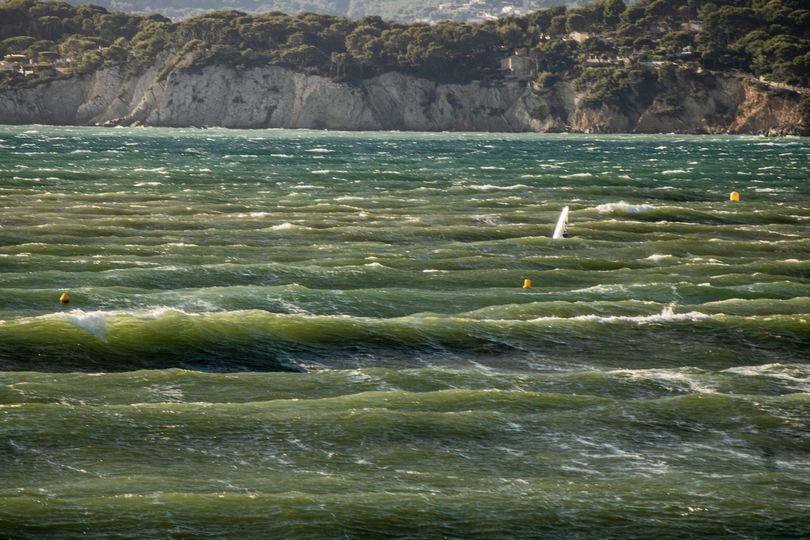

235,212,272,218
722,364,810,390
596,201,655,214
608,367,718,394
270,222,296,230
531,305,712,325
575,305,711,324
469,183,529,191
645,254,673,262
310,169,346,175
561,173,593,178
662,169,688,175
64,310,110,341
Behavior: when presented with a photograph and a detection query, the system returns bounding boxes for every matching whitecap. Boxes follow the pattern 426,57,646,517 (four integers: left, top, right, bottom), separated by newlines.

530,305,711,325
469,184,529,191
645,254,673,262
572,305,711,324
595,201,655,214
64,310,110,341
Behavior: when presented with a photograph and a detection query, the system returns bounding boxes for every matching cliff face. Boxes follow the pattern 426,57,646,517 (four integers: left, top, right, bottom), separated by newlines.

0,62,803,135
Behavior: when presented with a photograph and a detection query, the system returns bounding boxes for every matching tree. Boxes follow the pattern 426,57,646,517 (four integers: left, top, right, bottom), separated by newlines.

604,0,626,28
497,22,523,48
0,35,36,54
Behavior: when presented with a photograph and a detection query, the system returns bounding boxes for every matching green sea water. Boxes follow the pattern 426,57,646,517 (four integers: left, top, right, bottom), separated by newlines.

0,126,808,538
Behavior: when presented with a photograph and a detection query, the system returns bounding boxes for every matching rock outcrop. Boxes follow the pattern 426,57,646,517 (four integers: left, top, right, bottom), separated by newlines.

0,61,804,135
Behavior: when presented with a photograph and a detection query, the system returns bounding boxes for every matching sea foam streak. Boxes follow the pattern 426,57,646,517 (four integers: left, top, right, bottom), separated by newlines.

596,201,655,213
531,305,712,324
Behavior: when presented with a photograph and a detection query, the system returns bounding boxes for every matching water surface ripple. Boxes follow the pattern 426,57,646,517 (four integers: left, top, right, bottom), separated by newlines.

0,127,808,537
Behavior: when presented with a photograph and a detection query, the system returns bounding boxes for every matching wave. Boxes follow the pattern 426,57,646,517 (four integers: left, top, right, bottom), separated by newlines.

270,222,298,230
595,201,655,214
468,184,529,191
644,254,674,262
591,201,802,224
4,362,808,406
521,305,712,324
1,306,805,372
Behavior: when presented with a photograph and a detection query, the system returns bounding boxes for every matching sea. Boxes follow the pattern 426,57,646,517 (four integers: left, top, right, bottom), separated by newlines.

0,126,808,538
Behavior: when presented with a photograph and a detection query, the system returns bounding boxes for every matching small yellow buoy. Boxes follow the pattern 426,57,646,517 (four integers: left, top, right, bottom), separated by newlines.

730,191,740,202
59,292,70,304
522,278,532,289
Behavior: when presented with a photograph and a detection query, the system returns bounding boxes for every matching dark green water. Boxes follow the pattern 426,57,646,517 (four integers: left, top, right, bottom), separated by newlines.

1,127,808,537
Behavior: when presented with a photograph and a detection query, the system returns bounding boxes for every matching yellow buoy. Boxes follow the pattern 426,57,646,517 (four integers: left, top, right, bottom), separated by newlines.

59,292,70,303
522,278,532,289
730,191,740,202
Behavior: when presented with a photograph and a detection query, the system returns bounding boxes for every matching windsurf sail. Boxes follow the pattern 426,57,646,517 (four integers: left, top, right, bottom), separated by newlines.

552,206,569,239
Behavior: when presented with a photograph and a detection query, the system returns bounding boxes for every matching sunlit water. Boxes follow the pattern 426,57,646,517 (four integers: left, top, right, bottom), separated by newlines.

1,127,808,537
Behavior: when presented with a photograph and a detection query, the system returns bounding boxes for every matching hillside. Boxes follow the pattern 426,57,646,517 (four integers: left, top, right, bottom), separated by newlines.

0,0,807,133
65,0,574,23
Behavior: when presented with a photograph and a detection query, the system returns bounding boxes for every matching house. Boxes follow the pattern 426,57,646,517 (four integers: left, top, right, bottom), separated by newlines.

584,54,630,66
567,31,590,43
3,54,28,64
500,50,538,81
681,21,702,33
27,62,57,77
1,54,28,74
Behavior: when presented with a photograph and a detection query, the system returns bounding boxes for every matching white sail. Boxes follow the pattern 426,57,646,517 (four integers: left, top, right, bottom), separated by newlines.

552,206,569,239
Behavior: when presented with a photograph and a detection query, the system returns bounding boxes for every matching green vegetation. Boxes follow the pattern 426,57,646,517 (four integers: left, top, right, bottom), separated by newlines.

65,0,571,24
0,0,807,92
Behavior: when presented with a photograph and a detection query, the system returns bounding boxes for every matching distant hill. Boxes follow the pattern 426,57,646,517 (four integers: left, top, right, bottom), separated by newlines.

1,0,807,133
65,0,577,22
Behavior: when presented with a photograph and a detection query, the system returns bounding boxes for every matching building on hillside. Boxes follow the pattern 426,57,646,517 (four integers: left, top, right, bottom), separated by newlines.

637,59,674,70
584,54,630,67
4,54,28,64
24,62,57,77
500,49,538,81
567,31,590,43
1,54,28,74
681,20,702,33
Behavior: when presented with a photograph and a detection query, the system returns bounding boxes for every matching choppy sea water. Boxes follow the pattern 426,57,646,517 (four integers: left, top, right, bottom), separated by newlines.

0,126,808,537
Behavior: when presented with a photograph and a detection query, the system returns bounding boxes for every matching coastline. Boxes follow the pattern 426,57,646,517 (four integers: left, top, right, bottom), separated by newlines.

0,64,804,136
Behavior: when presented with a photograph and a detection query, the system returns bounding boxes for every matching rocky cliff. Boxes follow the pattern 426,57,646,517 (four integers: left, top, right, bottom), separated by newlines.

0,61,804,135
